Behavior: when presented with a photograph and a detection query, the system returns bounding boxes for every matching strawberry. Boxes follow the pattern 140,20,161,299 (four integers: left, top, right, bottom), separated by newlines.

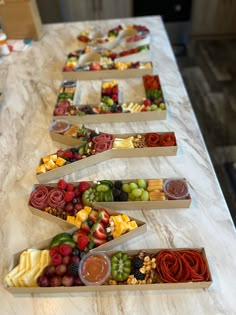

66,183,74,191
74,153,82,160
64,150,73,159
72,229,88,242
58,179,67,190
93,237,107,247
78,182,91,193
51,253,62,266
58,243,73,256
90,63,101,71
143,99,151,106
80,221,90,234
77,235,89,250
93,222,107,240
64,191,75,202
100,209,110,225
88,209,98,222
141,108,147,112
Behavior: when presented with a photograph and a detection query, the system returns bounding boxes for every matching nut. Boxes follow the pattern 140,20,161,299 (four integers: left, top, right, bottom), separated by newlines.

109,279,117,285
144,256,150,262
147,278,152,284
151,262,157,269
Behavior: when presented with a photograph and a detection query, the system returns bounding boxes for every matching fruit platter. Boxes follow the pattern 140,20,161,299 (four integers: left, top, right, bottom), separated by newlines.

5,243,212,293
29,178,191,220
77,24,150,50
52,75,167,123
36,131,177,183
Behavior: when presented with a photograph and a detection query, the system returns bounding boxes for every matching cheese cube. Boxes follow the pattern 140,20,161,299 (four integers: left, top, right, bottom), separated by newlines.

56,157,66,166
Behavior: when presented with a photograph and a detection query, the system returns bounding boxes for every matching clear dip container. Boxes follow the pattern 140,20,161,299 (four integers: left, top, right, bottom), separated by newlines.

163,178,189,200
79,252,111,286
50,119,70,134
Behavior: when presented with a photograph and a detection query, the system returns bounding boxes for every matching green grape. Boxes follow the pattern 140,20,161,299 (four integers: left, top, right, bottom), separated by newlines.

137,179,147,189
159,102,166,110
135,197,141,201
129,182,138,190
131,188,142,198
141,191,149,201
128,192,136,201
150,104,158,111
107,98,114,106
122,183,131,193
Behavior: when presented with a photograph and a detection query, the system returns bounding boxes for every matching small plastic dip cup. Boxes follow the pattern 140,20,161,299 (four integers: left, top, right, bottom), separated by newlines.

79,252,111,286
163,178,189,200
50,119,70,134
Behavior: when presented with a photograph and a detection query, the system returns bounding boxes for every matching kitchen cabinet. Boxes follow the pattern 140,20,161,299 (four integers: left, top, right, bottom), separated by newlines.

191,0,236,37
60,0,132,21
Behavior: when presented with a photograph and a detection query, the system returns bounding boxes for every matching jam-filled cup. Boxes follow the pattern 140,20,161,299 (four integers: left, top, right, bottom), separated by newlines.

163,178,189,200
78,252,111,286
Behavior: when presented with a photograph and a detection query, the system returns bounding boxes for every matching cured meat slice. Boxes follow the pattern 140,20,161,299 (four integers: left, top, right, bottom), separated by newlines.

30,186,49,210
179,250,210,282
159,133,176,146
156,249,210,283
94,142,110,153
145,133,160,147
47,188,65,209
92,133,115,143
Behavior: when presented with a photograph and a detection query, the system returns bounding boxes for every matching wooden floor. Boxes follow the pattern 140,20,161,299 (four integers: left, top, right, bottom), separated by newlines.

177,39,236,225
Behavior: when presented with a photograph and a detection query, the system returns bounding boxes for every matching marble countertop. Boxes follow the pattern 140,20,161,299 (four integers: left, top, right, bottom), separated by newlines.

1,16,236,315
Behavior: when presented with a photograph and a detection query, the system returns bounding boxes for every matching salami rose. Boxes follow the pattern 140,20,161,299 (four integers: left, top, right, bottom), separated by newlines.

30,186,49,210
160,133,176,146
94,142,110,153
92,133,114,143
47,188,65,208
145,133,160,147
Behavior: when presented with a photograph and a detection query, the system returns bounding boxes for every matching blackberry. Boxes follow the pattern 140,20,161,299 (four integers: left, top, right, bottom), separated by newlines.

110,104,117,113
67,262,79,276
112,188,121,200
131,257,143,269
133,269,145,281
107,235,113,242
114,180,123,190
72,198,78,204
119,191,128,202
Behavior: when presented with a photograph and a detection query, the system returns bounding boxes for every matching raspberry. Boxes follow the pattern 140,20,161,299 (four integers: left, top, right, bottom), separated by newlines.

58,243,73,256
64,191,75,202
51,253,62,266
112,87,118,94
58,179,67,190
143,99,151,106
57,149,65,157
77,236,89,250
64,150,73,159
66,183,74,191
49,247,59,257
112,94,118,103
78,182,91,193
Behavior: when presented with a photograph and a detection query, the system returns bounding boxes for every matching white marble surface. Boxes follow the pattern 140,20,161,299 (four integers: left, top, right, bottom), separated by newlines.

0,16,236,315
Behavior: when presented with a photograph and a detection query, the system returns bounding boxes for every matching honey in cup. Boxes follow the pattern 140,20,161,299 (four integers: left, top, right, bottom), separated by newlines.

79,252,111,286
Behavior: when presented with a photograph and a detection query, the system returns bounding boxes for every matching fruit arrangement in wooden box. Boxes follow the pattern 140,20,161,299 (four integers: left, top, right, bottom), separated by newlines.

29,178,191,219
52,75,166,123
36,130,177,183
5,244,212,293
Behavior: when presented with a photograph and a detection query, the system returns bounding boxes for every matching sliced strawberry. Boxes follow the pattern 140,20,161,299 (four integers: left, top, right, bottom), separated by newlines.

93,237,107,247
77,235,89,250
93,222,107,240
100,208,110,225
88,209,98,222
80,221,90,234
72,229,88,242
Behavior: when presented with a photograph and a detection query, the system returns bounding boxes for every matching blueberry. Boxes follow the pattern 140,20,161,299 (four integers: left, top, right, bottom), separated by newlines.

72,198,78,204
